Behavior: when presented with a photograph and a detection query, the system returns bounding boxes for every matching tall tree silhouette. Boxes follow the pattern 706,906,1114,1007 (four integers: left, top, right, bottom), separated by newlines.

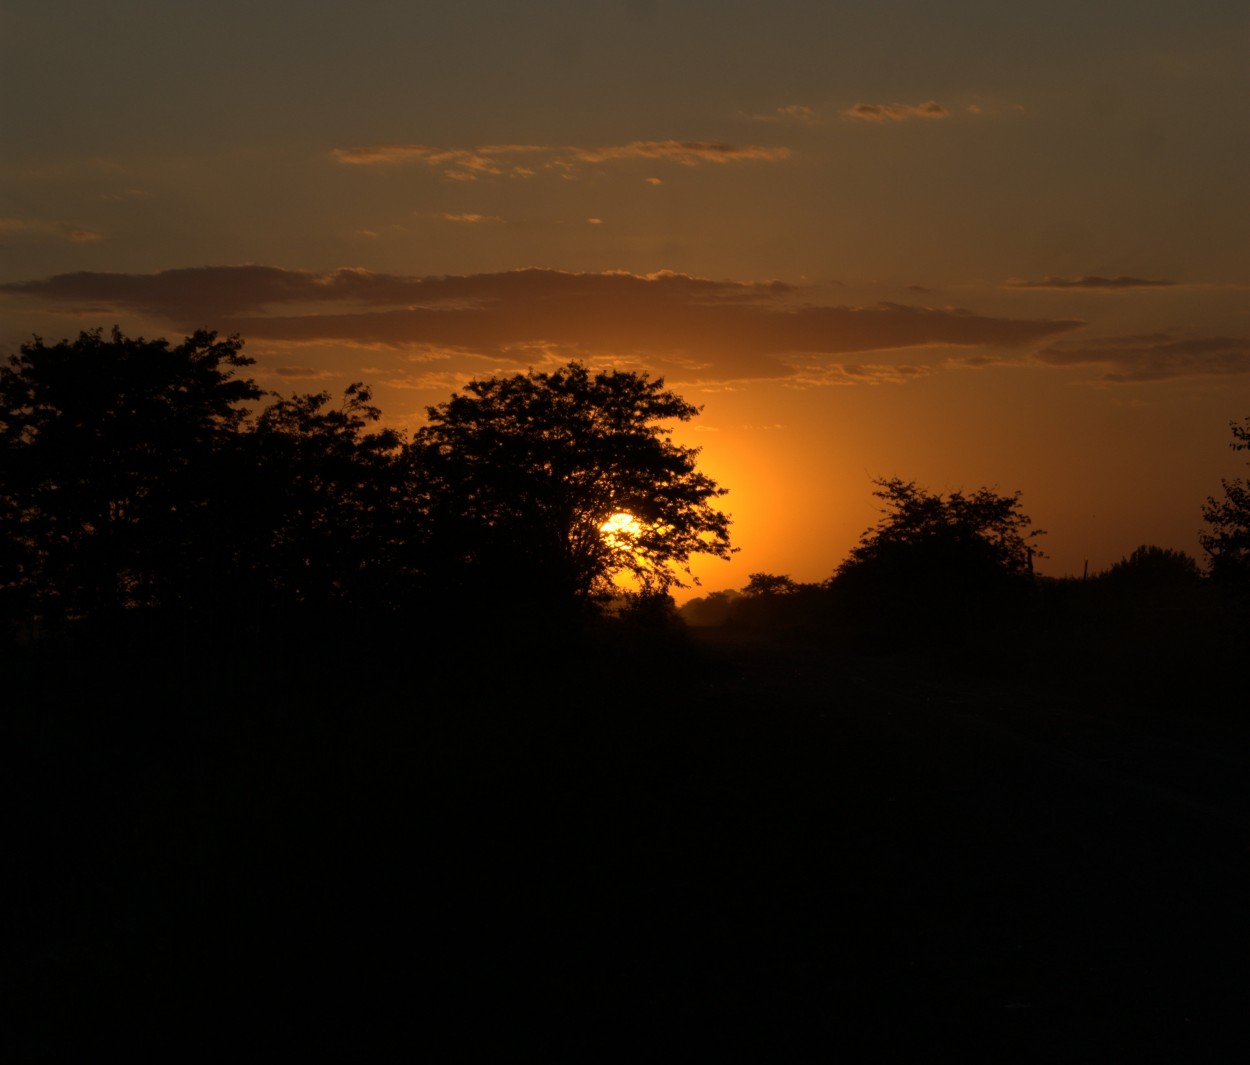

412,362,733,612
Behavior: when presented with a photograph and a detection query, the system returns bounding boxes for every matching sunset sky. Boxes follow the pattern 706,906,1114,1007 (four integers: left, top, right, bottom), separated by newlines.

2,1,1247,597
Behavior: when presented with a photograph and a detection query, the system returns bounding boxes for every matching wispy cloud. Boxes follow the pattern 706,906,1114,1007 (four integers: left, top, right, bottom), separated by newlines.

845,100,948,122
746,104,818,124
573,141,791,165
441,212,503,223
1,265,421,319
330,140,790,180
1006,275,1179,290
0,217,104,242
1035,333,1250,381
270,366,336,379
331,144,546,177
0,265,1083,385
788,359,936,387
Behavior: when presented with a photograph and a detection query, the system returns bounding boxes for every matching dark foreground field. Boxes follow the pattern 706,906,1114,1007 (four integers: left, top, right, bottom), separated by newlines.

8,605,1249,1059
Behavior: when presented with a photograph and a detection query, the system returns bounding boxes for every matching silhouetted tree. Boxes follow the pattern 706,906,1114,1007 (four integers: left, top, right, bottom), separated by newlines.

832,478,1043,636
0,328,422,635
1102,545,1201,590
743,572,798,597
246,383,408,614
840,478,1042,579
0,328,261,624
1201,416,1250,592
412,362,733,614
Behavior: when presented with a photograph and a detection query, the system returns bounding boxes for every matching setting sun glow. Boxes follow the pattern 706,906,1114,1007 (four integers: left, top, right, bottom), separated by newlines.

599,512,642,549
1,4,1244,600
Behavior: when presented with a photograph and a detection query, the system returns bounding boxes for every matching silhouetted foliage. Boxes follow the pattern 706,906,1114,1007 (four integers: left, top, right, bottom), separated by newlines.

678,588,741,627
412,362,733,614
1201,416,1250,592
1102,545,1201,590
246,383,408,613
840,478,1043,579
831,478,1043,639
0,328,413,632
743,572,798,597
0,328,261,624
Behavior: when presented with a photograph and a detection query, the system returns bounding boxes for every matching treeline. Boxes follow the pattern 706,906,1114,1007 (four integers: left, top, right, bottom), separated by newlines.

2,328,1247,657
0,328,730,647
686,543,1218,629
682,475,1249,665
1,330,410,639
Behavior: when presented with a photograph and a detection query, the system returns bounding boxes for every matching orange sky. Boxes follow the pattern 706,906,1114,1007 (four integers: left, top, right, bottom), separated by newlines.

2,2,1247,598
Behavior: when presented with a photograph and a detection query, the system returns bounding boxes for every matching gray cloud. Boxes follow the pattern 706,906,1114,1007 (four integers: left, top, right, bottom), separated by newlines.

1006,275,1179,290
0,265,425,319
1035,333,1250,381
2,265,1084,384
0,217,105,243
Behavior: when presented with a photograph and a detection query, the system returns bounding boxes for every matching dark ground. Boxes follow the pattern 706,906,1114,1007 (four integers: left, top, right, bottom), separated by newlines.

7,608,1249,1059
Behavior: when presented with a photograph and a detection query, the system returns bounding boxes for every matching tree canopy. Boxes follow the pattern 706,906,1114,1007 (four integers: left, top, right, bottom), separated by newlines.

1,334,733,633
832,478,1044,632
743,572,799,597
412,362,733,609
246,382,408,611
0,328,261,621
1201,416,1250,592
0,328,408,627
1103,545,1201,589
839,478,1043,578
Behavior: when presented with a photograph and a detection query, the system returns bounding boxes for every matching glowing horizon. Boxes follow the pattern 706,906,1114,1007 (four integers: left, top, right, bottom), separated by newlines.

2,2,1246,600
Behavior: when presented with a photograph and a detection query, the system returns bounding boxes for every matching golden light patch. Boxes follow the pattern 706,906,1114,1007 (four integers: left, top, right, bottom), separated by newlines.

599,511,641,548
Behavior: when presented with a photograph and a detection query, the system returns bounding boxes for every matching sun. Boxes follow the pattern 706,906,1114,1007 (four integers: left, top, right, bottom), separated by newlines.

599,511,653,595
599,511,642,549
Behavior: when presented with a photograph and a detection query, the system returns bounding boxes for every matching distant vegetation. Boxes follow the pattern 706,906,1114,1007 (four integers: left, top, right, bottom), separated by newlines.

1,327,1245,654
681,452,1246,657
